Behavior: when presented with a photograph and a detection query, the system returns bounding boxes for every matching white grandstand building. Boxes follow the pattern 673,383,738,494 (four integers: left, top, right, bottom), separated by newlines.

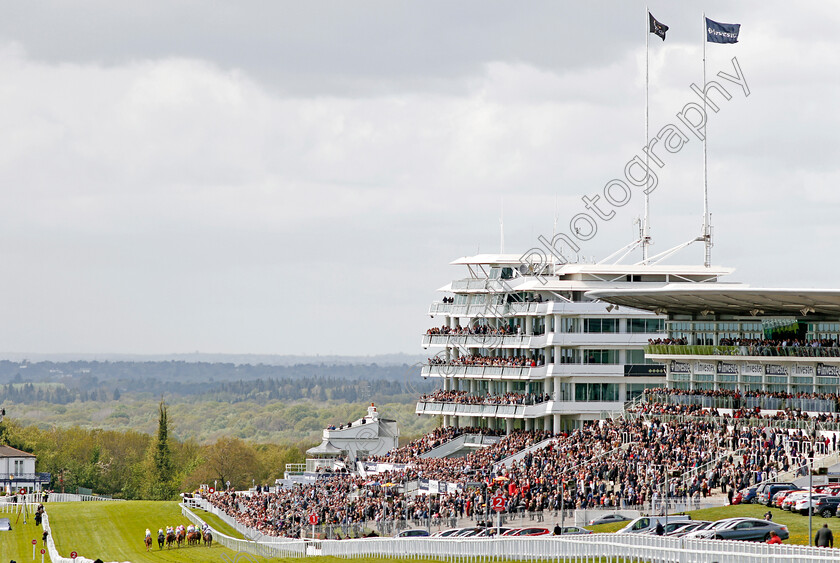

417,253,739,432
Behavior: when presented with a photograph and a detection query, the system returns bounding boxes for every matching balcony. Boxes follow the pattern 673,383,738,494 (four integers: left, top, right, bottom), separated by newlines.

415,401,551,418
428,301,547,317
421,364,546,379
0,472,51,484
646,344,840,359
422,333,540,349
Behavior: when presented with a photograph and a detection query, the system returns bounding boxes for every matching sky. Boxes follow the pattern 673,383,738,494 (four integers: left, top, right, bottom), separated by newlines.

0,1,838,357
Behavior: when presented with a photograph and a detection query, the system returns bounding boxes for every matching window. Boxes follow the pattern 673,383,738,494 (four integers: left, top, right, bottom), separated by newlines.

574,383,619,402
626,349,654,365
558,348,580,364
13,460,23,475
584,350,618,364
559,317,578,333
584,318,617,333
628,319,664,333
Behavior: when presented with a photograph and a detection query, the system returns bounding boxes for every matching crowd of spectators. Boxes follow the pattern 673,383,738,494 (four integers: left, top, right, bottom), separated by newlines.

426,325,519,336
420,390,550,406
200,386,840,539
427,354,542,368
366,426,504,463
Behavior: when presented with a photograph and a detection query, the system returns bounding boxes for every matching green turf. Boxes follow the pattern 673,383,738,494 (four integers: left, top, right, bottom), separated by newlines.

191,507,246,539
0,504,48,563
46,501,242,562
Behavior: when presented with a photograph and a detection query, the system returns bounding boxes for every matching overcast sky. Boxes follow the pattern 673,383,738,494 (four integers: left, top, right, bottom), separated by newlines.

0,1,837,357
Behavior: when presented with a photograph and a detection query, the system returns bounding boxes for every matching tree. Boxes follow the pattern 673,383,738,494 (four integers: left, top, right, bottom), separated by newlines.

146,399,176,499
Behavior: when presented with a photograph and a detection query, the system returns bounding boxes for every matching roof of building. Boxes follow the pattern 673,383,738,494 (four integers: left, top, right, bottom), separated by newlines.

0,445,36,458
586,285,840,318
306,440,343,456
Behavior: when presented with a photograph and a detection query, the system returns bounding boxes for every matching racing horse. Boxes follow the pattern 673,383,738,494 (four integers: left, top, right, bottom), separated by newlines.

144,534,152,552
157,531,165,550
203,529,213,547
166,530,176,549
176,527,186,548
187,529,202,546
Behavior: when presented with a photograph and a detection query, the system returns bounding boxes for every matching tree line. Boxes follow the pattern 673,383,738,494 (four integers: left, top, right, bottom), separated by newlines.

0,400,308,499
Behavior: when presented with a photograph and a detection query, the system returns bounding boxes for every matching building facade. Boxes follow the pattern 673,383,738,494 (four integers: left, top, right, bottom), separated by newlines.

418,254,734,433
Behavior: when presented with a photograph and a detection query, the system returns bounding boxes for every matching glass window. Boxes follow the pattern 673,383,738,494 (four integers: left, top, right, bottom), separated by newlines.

574,383,619,402
584,350,618,364
584,318,617,333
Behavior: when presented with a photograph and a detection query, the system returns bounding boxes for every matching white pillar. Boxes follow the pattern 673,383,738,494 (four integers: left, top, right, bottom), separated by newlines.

505,418,514,434
553,414,562,433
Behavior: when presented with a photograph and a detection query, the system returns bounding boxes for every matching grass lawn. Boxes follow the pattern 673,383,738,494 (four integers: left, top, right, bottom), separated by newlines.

47,501,241,562
0,504,48,563
191,507,246,539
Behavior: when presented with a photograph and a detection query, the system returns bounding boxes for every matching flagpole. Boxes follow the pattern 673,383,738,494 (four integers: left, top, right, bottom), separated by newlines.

643,6,650,262
702,12,711,268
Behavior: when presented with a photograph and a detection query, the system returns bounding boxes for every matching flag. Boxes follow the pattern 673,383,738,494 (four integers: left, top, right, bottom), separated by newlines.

706,17,740,44
649,12,668,41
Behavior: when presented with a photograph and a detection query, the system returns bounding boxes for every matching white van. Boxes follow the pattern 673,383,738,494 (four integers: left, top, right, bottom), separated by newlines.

616,515,691,534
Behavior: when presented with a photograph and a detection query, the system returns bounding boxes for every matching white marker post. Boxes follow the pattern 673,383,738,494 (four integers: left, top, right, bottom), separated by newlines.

32,538,37,559
40,547,45,563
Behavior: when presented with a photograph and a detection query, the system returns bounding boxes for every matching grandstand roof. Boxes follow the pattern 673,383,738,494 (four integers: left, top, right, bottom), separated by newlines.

586,285,840,318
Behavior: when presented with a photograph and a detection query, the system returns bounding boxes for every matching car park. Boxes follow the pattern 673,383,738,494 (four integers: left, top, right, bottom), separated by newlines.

588,514,631,526
688,518,789,542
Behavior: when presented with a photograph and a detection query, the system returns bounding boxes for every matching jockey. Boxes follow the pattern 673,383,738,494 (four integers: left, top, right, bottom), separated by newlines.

145,528,152,538
187,524,194,534
158,528,164,536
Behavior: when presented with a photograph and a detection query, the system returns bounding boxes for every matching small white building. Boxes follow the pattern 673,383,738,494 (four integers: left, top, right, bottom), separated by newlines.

307,403,399,464
0,445,50,493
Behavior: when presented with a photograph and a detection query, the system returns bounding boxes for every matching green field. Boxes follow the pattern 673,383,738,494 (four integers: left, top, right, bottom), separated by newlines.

46,501,240,562
0,504,49,563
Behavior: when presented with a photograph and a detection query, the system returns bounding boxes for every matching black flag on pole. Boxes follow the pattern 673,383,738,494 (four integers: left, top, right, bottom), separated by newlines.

649,12,668,41
706,17,740,44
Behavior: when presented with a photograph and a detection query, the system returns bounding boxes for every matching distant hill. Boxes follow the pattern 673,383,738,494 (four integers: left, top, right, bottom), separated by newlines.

0,352,427,366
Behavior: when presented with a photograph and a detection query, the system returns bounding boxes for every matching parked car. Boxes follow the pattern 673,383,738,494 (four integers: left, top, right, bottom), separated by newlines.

617,516,690,534
689,518,789,542
0,518,10,532
640,520,696,536
732,487,758,505
554,526,591,535
773,488,802,508
431,528,463,537
502,527,550,537
757,483,797,506
794,494,827,515
814,495,840,518
396,529,430,538
782,491,818,511
588,514,631,526
667,521,713,538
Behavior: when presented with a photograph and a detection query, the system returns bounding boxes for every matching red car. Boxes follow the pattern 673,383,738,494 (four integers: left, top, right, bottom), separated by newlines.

502,527,550,537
